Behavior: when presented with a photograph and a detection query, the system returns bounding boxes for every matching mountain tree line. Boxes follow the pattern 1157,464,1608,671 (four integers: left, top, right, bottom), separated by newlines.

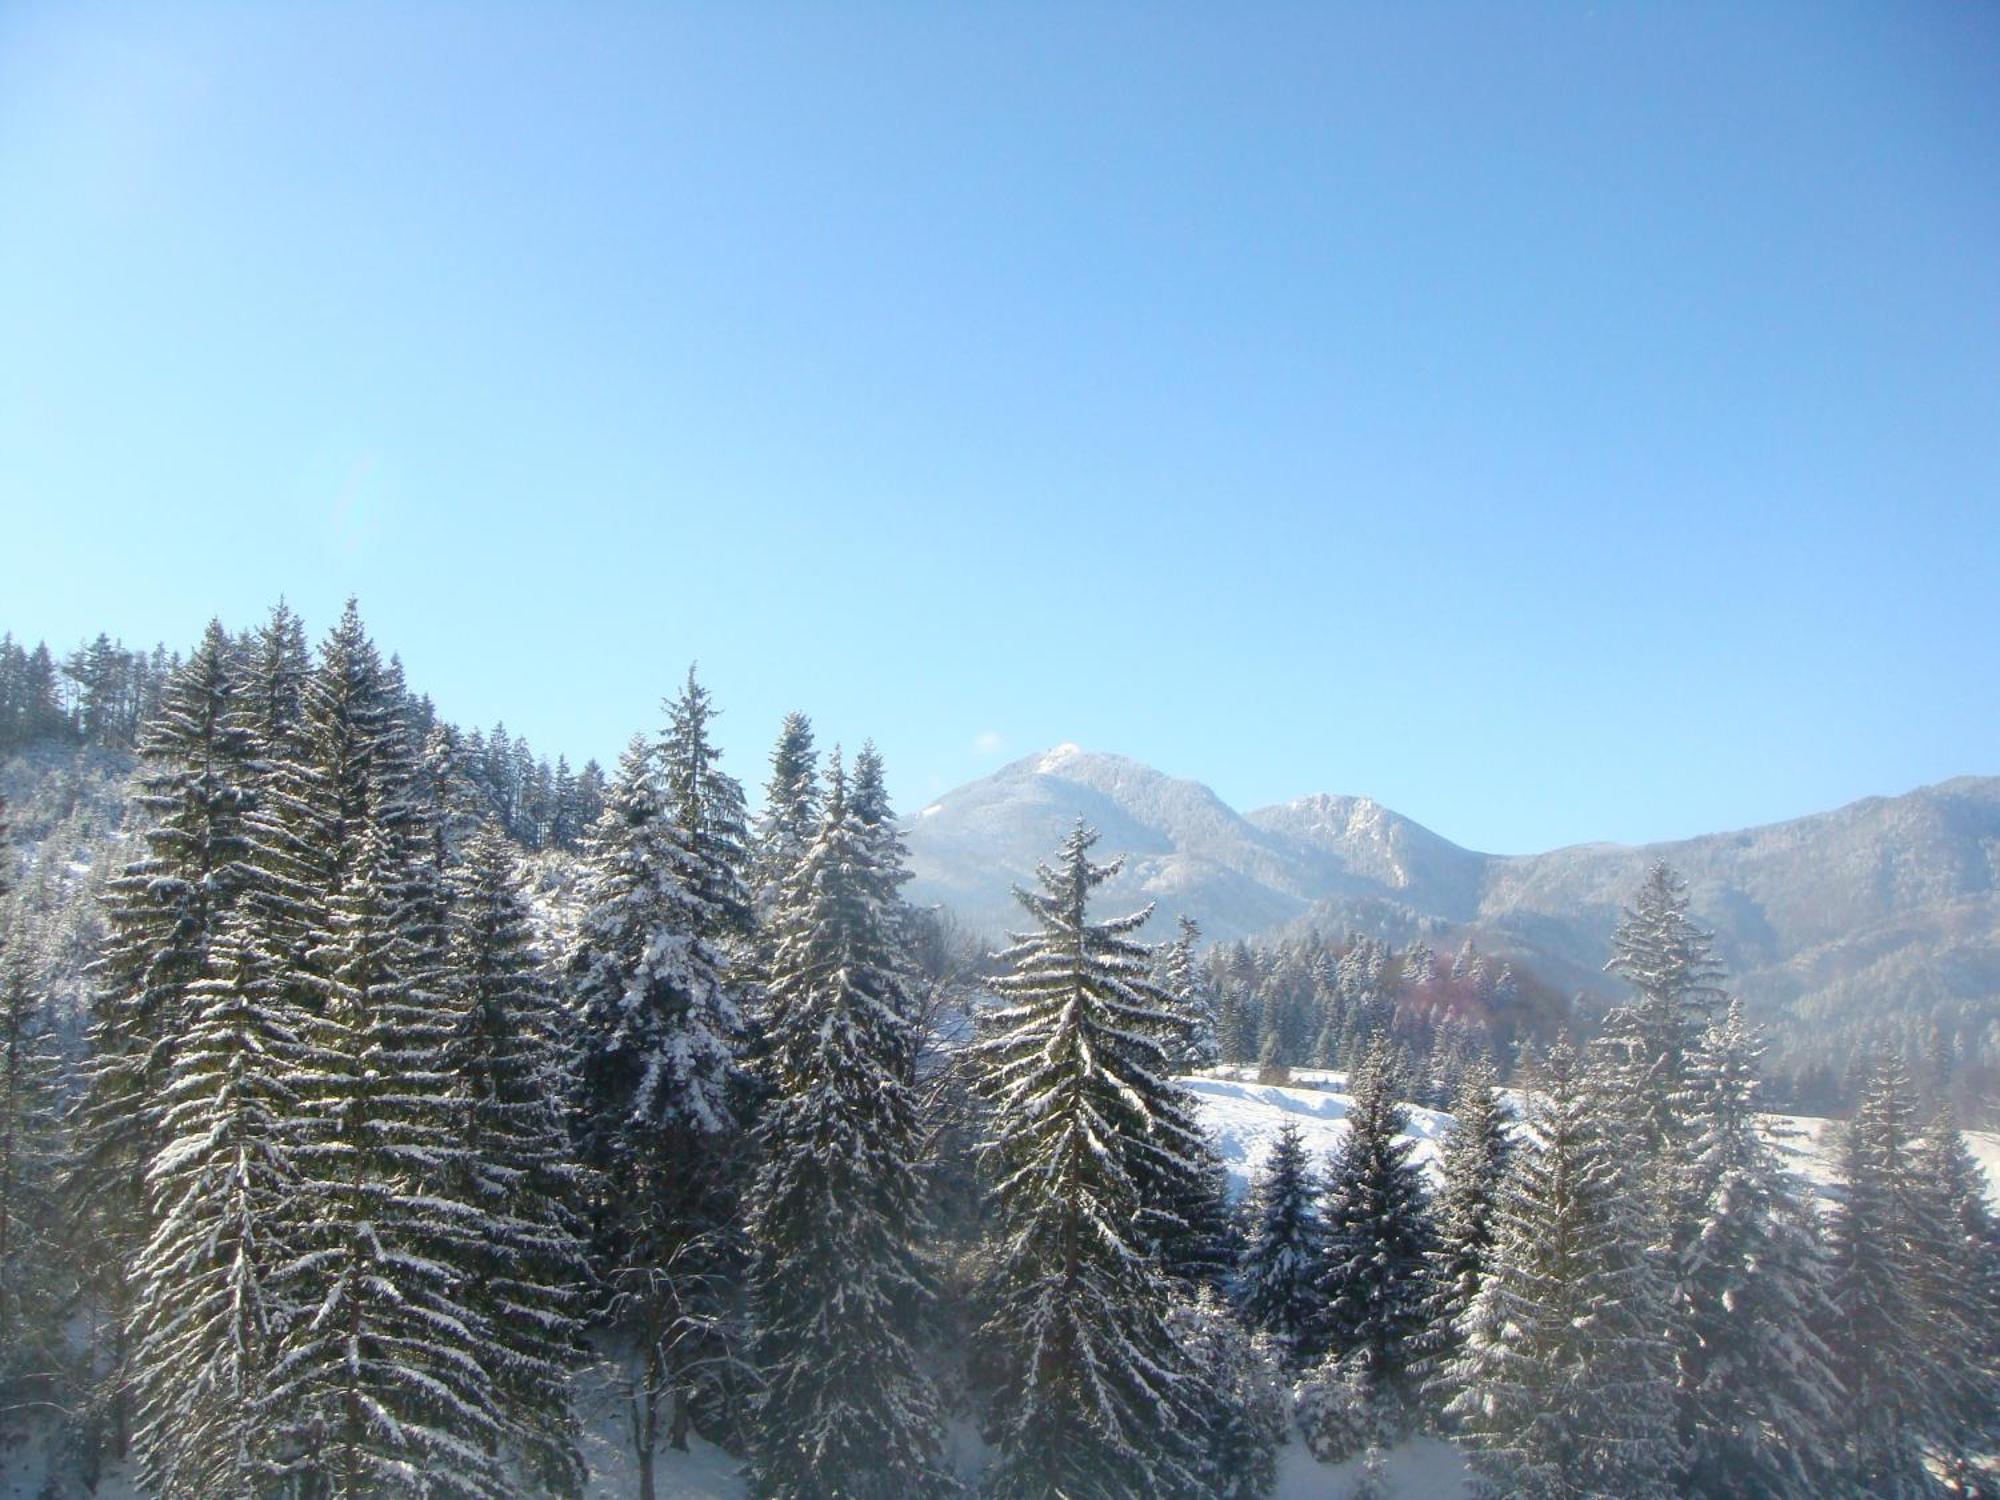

1203,925,1572,1104
0,605,1994,1497
2,624,605,853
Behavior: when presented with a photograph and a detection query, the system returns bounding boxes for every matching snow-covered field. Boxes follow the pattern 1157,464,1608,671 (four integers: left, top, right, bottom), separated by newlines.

1188,1067,2000,1207
1186,1071,1456,1198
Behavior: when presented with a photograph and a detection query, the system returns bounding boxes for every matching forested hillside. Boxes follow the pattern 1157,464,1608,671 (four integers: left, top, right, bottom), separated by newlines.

1,605,1994,1498
906,745,2000,1120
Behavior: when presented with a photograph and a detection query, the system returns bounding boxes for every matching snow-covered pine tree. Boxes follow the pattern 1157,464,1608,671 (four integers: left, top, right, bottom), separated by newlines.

1306,1037,1436,1430
1153,916,1215,1071
567,735,746,1491
848,740,926,1079
1447,1039,1677,1500
1824,1051,1934,1497
1166,1288,1288,1500
266,606,506,1498
446,827,589,1498
0,904,69,1454
973,821,1212,1500
1129,925,1236,1294
1416,1055,1510,1414
1235,1118,1323,1368
1216,981,1257,1066
1598,861,1725,1218
272,813,505,1498
127,918,303,1499
1671,1001,1842,1500
745,752,953,1500
749,711,819,926
660,666,755,951
1910,1099,2000,1483
237,599,310,759
75,619,256,1457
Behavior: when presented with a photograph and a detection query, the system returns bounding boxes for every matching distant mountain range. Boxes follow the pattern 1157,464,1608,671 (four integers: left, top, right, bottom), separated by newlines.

904,745,2000,1072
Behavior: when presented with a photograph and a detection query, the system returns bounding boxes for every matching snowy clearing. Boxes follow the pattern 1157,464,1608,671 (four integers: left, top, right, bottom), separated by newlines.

1186,1070,2000,1206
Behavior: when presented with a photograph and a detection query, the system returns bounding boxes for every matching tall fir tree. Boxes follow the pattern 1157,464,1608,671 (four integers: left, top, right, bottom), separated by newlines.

1909,1099,2000,1486
749,712,819,926
1416,1055,1511,1413
1447,1040,1678,1500
567,734,746,1492
1307,1037,1437,1425
0,892,70,1454
445,828,589,1498
127,920,303,1499
745,753,953,1499
1234,1118,1323,1368
265,605,507,1498
1671,1002,1843,1500
848,741,928,1080
973,822,1211,1500
1824,1052,1936,1497
75,619,256,1458
1597,861,1725,1223
659,666,755,952
237,599,310,759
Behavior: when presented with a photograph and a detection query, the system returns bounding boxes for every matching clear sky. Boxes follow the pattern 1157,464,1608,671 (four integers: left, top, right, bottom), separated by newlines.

2,4,1995,854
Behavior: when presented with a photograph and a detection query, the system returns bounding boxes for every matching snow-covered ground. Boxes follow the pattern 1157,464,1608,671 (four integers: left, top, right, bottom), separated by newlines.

569,1428,1468,1500
1185,1072,1456,1199
1188,1068,2000,1207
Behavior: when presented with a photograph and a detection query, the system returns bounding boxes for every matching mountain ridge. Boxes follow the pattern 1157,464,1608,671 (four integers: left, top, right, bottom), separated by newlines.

903,747,2000,1082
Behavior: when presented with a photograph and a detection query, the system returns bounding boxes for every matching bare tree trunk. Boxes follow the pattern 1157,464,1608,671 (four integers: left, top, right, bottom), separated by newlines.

634,1342,661,1500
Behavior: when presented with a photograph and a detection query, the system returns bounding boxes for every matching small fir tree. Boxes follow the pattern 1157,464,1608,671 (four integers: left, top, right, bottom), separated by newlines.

1416,1055,1511,1413
1235,1119,1323,1368
1447,1040,1678,1500
1307,1038,1437,1431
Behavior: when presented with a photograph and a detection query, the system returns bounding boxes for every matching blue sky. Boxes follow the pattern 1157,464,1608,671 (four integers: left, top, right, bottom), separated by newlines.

2,3,1995,854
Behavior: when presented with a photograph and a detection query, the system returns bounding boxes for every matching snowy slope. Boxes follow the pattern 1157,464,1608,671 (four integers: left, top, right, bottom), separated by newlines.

1185,1072,1457,1199
1184,1071,2000,1208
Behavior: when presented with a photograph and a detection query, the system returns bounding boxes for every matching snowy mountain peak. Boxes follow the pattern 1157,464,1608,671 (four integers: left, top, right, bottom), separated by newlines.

904,754,2000,1077
1034,742,1087,774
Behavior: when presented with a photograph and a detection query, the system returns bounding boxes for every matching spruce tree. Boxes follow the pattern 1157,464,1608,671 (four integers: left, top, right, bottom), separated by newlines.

848,740,931,1080
272,815,504,1498
745,753,953,1499
1672,1002,1842,1499
1824,1052,1934,1497
749,711,819,925
127,919,303,1499
446,828,589,1498
0,916,68,1455
1307,1037,1436,1425
973,821,1211,1500
568,734,746,1490
1448,1040,1677,1500
1166,1289,1288,1500
1598,861,1725,1217
264,605,507,1498
1910,1099,2000,1484
659,665,755,951
1234,1118,1322,1367
1416,1055,1510,1413
1158,915,1220,1072
237,599,310,758
76,619,256,1456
